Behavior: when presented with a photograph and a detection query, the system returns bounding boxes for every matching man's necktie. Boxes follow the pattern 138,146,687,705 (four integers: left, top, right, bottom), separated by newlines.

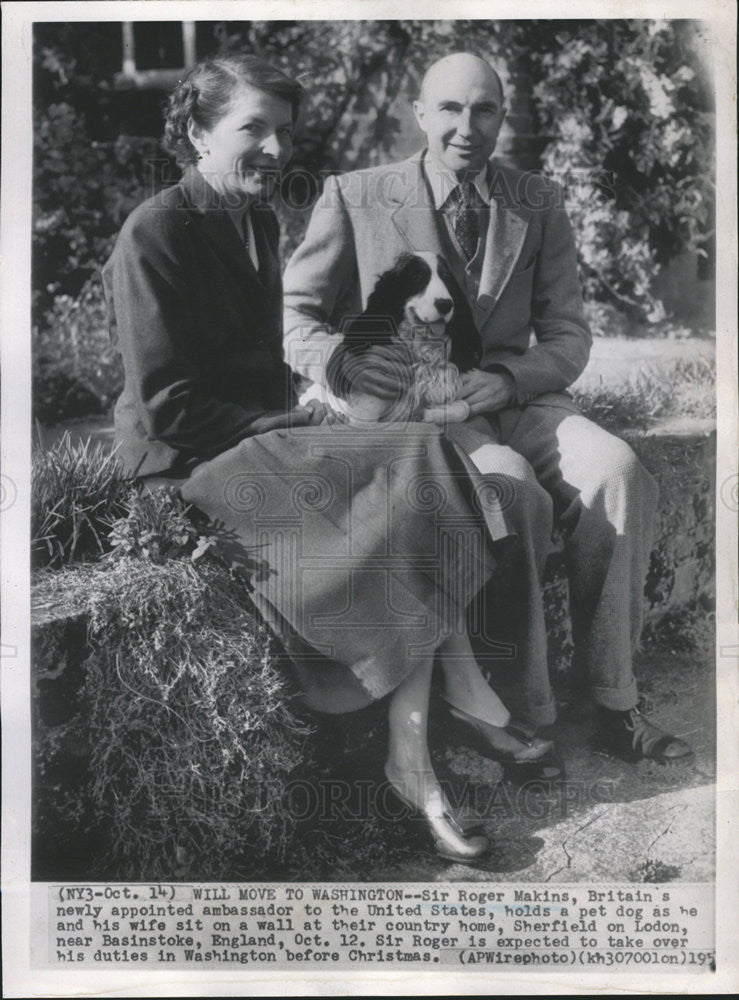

453,182,480,263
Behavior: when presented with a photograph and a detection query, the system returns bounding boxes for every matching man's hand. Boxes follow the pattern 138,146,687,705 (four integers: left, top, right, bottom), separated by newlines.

459,369,516,415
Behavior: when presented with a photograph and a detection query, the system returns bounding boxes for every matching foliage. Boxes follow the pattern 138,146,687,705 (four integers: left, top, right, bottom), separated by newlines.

33,102,163,318
31,432,134,569
33,276,124,422
523,20,714,323
217,20,415,175
105,488,202,564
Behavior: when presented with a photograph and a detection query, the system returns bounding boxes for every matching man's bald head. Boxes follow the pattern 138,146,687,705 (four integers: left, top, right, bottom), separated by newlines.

419,53,504,107
413,52,507,180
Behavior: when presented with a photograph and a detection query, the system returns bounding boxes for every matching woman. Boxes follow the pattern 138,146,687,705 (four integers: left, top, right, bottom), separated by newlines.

103,54,552,866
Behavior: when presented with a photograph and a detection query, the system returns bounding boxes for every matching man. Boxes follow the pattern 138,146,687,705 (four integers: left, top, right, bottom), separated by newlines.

282,52,692,764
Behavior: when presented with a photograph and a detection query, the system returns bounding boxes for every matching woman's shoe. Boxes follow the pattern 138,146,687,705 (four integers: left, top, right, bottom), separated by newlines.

446,705,565,785
384,779,490,865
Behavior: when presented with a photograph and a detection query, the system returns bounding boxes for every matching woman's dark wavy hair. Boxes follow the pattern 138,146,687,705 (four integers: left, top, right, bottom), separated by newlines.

163,54,303,168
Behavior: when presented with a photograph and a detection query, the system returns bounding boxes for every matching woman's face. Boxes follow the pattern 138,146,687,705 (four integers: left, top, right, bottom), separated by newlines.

190,83,294,204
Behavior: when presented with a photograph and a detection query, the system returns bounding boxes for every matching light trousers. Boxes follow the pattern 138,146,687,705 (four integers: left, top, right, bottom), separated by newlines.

450,393,658,727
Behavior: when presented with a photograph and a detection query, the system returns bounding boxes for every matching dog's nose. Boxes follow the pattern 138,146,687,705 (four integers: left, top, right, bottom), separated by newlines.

435,297,453,316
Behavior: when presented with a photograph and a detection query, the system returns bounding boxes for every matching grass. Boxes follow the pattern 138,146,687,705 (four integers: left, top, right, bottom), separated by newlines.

31,431,134,568
572,356,715,432
81,557,315,879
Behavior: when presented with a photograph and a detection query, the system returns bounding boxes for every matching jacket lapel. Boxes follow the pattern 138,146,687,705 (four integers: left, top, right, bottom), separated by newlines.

388,154,531,330
476,166,530,327
389,154,445,258
179,166,275,299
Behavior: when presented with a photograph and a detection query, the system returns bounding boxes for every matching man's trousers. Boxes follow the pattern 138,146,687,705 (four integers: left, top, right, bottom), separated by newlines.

449,392,659,727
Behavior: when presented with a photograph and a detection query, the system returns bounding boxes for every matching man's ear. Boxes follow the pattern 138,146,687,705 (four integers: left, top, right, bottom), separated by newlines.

411,100,427,134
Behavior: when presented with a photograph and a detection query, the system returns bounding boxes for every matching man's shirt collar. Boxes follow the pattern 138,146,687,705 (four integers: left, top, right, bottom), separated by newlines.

423,152,492,210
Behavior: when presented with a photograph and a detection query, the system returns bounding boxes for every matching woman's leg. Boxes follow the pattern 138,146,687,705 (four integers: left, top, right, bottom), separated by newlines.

385,654,442,812
385,654,489,860
438,628,555,760
438,630,510,726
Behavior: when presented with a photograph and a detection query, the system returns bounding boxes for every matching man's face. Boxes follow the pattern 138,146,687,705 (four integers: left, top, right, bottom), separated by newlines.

412,64,506,180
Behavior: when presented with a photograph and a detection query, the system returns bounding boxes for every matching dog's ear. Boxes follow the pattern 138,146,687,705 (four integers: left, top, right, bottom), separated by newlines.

341,253,425,345
437,255,482,372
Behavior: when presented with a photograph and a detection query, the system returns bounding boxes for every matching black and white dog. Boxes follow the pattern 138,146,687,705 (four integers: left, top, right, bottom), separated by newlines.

322,252,482,423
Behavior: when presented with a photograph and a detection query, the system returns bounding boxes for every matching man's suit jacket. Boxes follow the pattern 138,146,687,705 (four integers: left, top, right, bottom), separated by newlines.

283,150,591,405
103,165,294,477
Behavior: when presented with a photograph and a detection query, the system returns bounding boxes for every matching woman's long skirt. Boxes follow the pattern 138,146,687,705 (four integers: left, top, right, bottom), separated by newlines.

181,422,514,713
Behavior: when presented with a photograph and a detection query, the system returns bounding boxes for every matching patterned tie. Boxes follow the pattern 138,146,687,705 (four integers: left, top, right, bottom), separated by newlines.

453,182,479,263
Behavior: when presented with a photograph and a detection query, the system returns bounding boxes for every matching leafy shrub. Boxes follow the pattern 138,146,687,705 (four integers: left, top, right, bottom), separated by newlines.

106,488,201,564
524,20,714,323
33,102,163,319
31,432,134,569
32,99,160,421
33,276,124,422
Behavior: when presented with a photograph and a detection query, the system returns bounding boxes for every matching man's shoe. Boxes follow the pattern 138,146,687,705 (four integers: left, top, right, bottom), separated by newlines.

596,701,694,764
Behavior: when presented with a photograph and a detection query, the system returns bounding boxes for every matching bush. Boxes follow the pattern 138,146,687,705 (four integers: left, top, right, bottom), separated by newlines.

33,102,163,319
524,20,714,323
32,101,160,422
33,277,124,422
105,488,202,564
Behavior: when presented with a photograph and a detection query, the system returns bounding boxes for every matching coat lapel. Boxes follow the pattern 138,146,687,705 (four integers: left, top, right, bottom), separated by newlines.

179,166,277,300
476,166,531,327
389,154,445,258
387,155,531,330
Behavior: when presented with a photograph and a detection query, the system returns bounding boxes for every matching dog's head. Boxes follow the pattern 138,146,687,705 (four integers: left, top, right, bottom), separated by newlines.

340,252,482,371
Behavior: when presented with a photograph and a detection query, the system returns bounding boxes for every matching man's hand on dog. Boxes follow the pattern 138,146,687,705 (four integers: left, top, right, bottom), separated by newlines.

459,369,516,415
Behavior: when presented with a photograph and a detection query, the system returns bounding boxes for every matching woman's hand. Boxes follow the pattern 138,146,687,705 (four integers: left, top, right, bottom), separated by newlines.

421,400,471,425
249,405,318,434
